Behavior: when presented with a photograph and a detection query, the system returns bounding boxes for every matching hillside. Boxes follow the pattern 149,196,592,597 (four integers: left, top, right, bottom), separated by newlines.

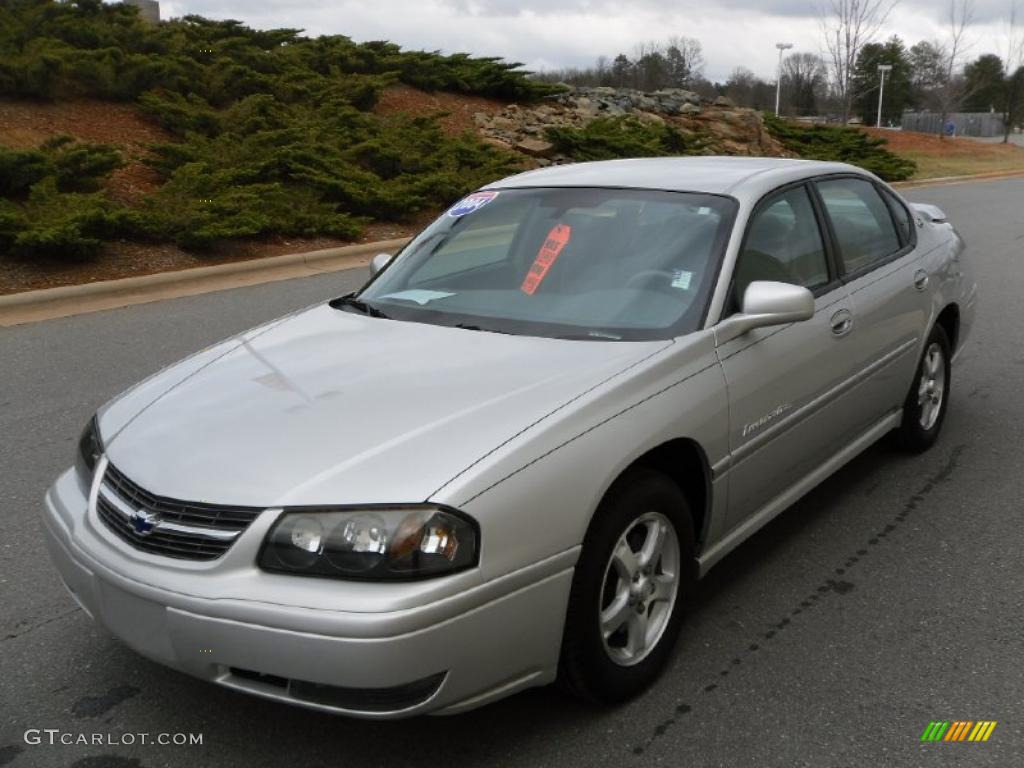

0,0,922,294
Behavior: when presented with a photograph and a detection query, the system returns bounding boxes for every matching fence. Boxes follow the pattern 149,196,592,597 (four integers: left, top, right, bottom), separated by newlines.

901,111,1006,138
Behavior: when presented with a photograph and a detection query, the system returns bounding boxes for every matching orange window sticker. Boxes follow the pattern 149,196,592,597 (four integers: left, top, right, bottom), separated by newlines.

521,224,572,295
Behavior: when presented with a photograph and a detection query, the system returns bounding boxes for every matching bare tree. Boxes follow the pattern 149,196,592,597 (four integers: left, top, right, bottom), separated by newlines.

632,40,665,90
1002,1,1024,141
935,0,975,138
782,52,829,114
665,35,705,87
820,0,899,123
908,40,947,107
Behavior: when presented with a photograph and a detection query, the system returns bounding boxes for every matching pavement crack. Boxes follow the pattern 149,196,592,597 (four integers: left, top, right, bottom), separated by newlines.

2,607,79,642
628,444,965,757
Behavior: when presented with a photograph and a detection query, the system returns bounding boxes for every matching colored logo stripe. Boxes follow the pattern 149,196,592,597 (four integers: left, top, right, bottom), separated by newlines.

969,722,997,742
920,721,996,742
945,721,971,741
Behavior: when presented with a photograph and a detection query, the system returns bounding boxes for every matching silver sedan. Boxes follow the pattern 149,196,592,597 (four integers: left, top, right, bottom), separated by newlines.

43,157,976,718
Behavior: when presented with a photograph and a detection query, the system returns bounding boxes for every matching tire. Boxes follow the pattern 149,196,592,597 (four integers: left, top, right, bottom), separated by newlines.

895,324,951,453
558,468,696,704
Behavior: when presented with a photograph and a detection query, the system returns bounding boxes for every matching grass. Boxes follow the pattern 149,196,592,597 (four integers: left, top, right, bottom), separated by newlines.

864,128,1024,180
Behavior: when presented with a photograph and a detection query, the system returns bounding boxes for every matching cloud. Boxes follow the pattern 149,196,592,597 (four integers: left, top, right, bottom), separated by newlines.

427,0,1017,24
155,0,1018,82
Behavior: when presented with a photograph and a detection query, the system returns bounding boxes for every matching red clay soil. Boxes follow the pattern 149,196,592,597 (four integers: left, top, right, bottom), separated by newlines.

373,83,506,135
863,126,1024,161
862,127,982,154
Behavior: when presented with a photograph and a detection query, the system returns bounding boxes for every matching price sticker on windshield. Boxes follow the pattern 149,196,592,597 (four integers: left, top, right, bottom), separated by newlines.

521,224,572,295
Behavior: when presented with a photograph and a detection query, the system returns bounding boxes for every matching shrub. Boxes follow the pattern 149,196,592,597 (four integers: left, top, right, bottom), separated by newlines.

129,164,364,249
7,178,128,260
0,138,127,259
0,1,543,257
0,2,556,105
545,116,714,161
137,106,520,243
0,137,123,199
44,136,125,192
138,90,221,136
0,200,23,253
0,147,51,198
763,114,917,181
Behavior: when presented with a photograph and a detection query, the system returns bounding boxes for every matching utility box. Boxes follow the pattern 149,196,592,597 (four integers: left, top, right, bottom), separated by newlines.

124,0,160,24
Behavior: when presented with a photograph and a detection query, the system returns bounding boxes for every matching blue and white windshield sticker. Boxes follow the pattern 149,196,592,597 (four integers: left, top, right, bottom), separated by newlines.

448,190,499,217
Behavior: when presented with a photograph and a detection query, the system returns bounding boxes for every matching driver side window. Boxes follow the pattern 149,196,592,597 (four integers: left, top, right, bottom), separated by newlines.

733,185,829,309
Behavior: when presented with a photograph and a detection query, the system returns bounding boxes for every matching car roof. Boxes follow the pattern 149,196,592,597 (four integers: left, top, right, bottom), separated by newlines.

488,156,873,200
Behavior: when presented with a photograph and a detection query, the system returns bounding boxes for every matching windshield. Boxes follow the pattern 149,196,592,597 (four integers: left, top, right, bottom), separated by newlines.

356,187,737,340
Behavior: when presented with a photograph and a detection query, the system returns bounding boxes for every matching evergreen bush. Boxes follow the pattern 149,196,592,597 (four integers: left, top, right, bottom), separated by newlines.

763,114,917,181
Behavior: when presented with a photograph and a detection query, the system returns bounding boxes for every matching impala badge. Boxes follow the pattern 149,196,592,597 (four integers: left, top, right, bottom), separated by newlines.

742,404,792,438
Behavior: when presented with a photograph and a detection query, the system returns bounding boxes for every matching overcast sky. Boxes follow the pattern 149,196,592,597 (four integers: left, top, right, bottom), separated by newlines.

157,1,1019,81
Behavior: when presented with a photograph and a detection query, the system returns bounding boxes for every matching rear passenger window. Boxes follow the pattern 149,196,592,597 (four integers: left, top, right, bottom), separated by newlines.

882,187,914,245
817,178,901,274
734,185,829,305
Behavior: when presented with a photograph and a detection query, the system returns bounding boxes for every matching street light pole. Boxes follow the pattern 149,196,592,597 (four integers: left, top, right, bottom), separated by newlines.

775,42,793,115
876,64,893,128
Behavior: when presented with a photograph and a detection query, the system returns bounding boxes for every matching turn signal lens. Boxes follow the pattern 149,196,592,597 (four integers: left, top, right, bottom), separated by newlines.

259,506,478,580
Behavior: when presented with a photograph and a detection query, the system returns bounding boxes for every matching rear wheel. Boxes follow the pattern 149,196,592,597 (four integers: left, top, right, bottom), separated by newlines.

558,469,695,703
895,324,951,452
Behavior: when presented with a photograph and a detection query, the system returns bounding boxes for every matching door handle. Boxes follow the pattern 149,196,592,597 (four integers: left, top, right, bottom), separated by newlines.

913,269,929,291
830,308,853,337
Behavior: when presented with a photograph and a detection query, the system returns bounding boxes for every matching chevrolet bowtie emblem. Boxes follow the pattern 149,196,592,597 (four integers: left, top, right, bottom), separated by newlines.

131,508,157,536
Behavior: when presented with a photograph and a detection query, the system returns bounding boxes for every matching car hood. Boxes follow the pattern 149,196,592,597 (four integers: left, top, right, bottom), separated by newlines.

99,304,671,506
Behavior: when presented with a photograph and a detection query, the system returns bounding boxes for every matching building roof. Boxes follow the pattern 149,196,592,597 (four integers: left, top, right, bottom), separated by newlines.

489,156,869,199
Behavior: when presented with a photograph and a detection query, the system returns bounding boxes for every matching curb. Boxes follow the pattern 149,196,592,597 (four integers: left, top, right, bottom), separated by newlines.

2,167,1021,328
894,169,1024,189
0,237,410,327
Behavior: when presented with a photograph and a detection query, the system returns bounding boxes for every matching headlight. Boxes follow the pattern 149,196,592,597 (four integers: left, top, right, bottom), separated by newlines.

258,506,479,580
74,416,103,486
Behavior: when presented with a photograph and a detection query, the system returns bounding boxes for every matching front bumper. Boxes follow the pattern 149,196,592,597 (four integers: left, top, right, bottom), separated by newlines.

43,467,574,718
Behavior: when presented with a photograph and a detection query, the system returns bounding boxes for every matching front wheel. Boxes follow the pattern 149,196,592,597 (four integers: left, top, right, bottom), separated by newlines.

895,324,951,453
558,469,695,704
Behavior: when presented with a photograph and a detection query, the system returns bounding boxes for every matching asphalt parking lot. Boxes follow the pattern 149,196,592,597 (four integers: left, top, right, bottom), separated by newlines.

1,177,1022,767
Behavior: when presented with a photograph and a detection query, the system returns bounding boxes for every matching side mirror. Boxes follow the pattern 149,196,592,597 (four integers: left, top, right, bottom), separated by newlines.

910,202,947,224
370,253,393,277
714,281,815,345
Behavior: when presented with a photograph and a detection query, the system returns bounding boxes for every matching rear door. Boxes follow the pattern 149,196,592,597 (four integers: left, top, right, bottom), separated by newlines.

717,182,864,529
813,177,929,418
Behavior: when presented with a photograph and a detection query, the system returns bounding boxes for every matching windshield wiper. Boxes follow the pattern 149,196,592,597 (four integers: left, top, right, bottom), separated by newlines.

331,296,390,319
556,331,623,341
453,323,510,335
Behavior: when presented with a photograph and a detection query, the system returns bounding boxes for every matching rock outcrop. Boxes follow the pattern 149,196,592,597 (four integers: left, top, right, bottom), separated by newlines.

474,85,792,166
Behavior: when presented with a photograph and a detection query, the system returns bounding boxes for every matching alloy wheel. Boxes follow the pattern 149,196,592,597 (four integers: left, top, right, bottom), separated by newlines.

917,342,946,430
598,511,680,667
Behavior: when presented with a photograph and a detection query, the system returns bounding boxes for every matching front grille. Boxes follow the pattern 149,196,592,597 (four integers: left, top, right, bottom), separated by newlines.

96,462,264,561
